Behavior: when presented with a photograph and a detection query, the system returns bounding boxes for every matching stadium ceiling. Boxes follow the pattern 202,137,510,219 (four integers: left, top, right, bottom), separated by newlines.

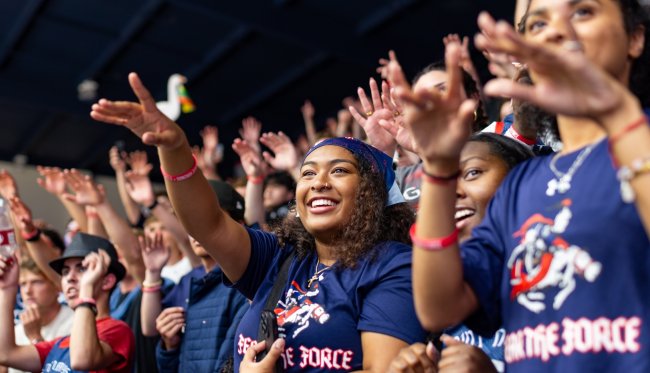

0,0,514,179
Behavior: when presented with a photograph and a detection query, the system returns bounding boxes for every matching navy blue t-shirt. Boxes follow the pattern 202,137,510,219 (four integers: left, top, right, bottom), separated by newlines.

461,138,650,371
230,228,426,372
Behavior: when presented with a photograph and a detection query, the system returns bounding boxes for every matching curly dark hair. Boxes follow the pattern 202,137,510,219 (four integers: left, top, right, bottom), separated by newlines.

517,0,650,106
275,152,414,268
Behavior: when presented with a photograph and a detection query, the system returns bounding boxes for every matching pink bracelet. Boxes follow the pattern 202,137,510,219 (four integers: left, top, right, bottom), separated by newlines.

142,285,161,293
247,175,265,185
160,155,198,182
410,224,459,251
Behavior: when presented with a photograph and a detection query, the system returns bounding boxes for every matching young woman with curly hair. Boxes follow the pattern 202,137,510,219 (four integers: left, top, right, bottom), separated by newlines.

91,77,426,372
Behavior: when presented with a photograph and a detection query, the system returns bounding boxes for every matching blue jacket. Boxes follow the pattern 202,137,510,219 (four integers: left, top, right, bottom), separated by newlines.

157,266,249,372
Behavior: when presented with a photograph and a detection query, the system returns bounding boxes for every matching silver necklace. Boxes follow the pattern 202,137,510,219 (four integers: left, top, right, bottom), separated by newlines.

546,143,597,197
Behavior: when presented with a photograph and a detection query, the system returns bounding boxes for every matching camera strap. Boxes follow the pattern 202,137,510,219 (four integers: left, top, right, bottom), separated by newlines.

258,250,295,341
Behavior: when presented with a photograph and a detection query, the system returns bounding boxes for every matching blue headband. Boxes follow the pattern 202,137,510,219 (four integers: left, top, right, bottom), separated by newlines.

303,137,405,206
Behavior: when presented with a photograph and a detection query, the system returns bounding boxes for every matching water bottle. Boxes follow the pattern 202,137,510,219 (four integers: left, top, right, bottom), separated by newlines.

0,197,17,257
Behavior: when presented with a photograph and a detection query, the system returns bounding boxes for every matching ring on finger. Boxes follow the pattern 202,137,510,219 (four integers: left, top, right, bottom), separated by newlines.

366,111,373,116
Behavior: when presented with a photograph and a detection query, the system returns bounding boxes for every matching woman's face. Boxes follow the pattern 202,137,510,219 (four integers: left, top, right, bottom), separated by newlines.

455,141,509,242
522,0,644,84
296,145,360,239
413,70,468,99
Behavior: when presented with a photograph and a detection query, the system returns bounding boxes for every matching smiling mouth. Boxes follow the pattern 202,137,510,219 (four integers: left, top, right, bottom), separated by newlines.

455,208,475,223
307,198,339,214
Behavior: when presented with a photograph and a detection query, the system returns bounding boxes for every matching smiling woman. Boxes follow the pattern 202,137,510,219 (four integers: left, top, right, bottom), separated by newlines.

90,71,426,372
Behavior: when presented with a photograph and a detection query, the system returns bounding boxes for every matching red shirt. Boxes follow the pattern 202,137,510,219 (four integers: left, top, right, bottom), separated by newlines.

35,317,134,373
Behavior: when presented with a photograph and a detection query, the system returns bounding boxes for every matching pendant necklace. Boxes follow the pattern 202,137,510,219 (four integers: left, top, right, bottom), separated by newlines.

307,258,331,288
546,142,597,197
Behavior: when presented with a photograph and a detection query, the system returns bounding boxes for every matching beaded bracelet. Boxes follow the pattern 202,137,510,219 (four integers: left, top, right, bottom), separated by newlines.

617,156,650,203
160,155,198,182
409,224,459,251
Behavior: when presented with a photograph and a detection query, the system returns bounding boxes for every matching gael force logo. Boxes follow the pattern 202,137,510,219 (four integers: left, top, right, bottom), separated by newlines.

275,280,330,338
507,199,602,313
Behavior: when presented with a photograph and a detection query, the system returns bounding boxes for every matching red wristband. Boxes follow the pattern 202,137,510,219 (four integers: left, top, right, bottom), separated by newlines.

160,155,198,182
410,224,459,251
142,285,161,293
247,175,265,185
609,116,648,145
21,229,40,241
421,169,460,185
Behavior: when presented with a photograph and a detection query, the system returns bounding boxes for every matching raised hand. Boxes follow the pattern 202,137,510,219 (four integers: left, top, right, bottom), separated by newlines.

36,166,67,196
139,232,169,272
200,126,223,165
126,150,153,175
443,34,481,88
240,117,263,154
387,342,438,373
232,139,266,178
156,307,185,351
475,12,635,125
259,132,299,172
388,45,476,171
0,170,18,200
438,335,496,373
8,197,36,234
79,250,110,297
124,170,155,207
62,169,106,206
377,50,397,80
91,73,186,150
240,339,285,373
349,78,400,156
20,306,43,342
300,100,315,119
0,256,18,289
108,146,127,173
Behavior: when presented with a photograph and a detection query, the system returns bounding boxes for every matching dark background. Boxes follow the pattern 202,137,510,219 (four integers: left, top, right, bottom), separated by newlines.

0,0,515,180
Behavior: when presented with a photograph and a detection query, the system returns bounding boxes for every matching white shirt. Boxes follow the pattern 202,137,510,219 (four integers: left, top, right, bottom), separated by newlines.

11,305,74,373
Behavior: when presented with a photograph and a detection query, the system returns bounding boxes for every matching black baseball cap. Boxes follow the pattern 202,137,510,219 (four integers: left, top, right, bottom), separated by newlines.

208,180,245,222
49,233,126,282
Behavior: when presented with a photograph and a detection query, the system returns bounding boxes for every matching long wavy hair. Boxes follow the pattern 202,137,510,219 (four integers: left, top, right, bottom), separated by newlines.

275,152,414,268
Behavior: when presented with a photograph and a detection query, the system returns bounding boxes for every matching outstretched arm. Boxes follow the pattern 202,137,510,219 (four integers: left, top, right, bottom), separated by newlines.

389,44,479,331
62,169,145,284
139,232,169,337
36,166,88,233
109,146,142,225
8,197,61,287
91,73,251,283
124,170,200,268
232,138,267,227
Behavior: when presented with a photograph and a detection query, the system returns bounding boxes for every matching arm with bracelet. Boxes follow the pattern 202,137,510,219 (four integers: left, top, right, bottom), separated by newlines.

232,138,267,227
138,232,169,337
125,171,201,268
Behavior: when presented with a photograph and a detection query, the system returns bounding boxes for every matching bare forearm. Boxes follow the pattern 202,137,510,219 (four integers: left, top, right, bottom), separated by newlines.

0,289,18,363
412,165,477,331
58,197,88,232
244,181,265,226
140,270,163,337
95,202,145,283
304,118,317,146
599,96,650,236
115,172,142,225
70,307,103,370
157,144,251,282
25,240,62,288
